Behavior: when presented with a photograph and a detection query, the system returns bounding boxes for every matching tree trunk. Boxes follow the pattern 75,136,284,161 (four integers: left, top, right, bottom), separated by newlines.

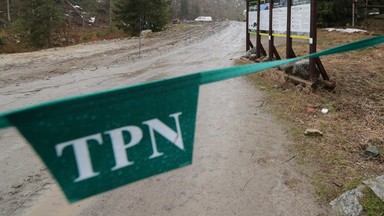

7,0,11,22
110,0,112,24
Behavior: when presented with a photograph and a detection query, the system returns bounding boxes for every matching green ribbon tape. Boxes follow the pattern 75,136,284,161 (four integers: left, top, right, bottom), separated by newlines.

0,36,382,202
0,117,10,130
4,73,201,202
1,36,383,129
200,36,384,84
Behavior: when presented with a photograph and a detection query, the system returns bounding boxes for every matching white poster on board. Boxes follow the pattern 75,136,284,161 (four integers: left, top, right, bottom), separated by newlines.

249,0,310,38
272,2,288,35
248,1,258,33
291,0,310,37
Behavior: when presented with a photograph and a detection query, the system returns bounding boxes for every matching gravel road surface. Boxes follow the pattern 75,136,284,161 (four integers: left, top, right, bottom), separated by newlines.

0,21,332,216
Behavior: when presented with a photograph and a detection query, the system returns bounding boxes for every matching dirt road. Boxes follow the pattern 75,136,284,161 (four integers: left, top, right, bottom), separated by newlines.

0,21,331,215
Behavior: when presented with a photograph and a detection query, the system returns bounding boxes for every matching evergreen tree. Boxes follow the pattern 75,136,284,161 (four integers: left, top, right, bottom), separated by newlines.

368,0,384,13
318,0,352,27
14,0,63,47
148,0,170,32
190,3,200,19
114,0,170,35
179,0,189,19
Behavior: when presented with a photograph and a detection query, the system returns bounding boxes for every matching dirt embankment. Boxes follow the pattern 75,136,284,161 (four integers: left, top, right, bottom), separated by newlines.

245,28,384,212
0,22,222,88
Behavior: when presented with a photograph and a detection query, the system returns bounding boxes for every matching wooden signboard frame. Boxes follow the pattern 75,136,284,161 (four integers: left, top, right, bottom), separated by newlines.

246,0,329,82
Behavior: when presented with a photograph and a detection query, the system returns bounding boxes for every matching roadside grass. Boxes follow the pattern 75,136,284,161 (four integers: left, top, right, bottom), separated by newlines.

360,187,384,216
0,22,199,54
239,29,384,211
63,26,129,44
0,26,129,53
0,29,33,53
162,23,200,34
0,26,127,54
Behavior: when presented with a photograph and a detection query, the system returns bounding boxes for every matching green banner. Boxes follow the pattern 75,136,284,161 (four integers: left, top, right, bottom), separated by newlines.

5,74,200,202
0,36,383,202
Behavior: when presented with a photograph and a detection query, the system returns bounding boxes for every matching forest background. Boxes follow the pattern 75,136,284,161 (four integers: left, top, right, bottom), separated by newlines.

0,0,383,51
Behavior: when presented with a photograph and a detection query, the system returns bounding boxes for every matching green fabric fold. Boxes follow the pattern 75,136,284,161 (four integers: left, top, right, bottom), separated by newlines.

0,36,383,130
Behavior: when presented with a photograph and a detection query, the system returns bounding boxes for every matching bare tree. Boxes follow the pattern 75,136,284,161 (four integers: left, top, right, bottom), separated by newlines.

110,0,112,23
7,0,11,21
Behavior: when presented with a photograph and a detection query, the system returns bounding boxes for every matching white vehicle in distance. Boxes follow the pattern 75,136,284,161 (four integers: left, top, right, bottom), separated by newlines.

194,16,213,22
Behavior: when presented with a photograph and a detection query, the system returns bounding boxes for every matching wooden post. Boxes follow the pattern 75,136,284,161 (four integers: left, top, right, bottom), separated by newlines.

286,0,294,58
256,0,262,58
268,0,274,60
246,0,251,51
309,0,319,81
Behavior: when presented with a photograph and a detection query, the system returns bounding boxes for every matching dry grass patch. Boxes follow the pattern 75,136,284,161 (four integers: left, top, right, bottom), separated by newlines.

360,187,384,216
243,29,384,205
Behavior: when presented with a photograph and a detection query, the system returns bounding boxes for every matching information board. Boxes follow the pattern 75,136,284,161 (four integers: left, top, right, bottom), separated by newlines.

291,0,310,38
272,2,288,35
248,1,258,33
248,0,310,38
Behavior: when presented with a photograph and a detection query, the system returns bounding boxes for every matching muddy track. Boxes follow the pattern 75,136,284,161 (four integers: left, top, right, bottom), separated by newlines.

0,21,230,216
0,21,332,216
0,22,226,88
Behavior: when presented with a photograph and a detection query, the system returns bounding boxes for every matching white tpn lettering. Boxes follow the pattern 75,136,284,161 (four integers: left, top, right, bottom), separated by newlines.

105,126,143,170
55,112,184,182
55,134,103,182
143,112,184,159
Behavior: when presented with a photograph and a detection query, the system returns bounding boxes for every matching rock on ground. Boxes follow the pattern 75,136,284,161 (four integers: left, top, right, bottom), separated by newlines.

363,175,384,202
304,129,323,137
330,186,364,216
292,60,310,80
364,146,380,157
